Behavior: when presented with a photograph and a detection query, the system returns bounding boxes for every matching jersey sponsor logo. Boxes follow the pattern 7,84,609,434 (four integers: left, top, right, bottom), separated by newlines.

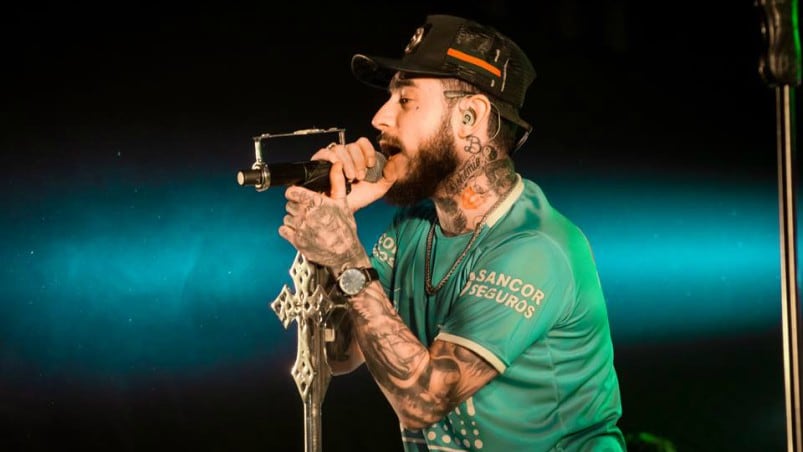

460,269,545,319
372,233,396,267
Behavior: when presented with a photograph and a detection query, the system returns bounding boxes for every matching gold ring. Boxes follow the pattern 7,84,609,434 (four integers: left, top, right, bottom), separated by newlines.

326,142,337,149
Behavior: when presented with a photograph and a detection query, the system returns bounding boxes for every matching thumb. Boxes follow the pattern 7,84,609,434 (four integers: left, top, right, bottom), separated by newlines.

374,173,395,194
378,155,400,188
329,161,348,200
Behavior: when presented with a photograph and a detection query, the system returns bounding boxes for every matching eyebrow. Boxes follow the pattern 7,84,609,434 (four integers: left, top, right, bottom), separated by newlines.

389,76,417,91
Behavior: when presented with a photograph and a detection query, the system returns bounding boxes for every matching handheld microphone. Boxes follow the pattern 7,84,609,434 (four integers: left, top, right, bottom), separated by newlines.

237,153,387,193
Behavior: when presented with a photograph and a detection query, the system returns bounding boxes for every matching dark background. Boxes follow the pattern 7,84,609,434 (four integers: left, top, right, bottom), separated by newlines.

1,1,798,451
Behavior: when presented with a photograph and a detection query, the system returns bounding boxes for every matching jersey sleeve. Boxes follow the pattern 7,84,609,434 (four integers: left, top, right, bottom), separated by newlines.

437,232,575,372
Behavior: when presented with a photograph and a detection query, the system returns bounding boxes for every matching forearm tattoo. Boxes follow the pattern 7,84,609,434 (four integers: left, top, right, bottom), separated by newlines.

350,285,498,428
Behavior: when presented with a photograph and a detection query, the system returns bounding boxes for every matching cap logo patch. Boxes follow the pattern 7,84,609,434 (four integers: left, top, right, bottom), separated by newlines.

404,26,425,54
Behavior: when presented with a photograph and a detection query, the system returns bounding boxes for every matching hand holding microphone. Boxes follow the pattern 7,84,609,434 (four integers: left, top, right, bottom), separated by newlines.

237,137,392,210
275,138,391,260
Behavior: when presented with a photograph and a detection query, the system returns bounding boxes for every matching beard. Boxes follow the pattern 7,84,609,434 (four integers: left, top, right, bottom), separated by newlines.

383,120,459,206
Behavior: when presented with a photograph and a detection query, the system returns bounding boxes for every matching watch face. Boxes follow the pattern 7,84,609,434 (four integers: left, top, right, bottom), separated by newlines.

339,268,367,295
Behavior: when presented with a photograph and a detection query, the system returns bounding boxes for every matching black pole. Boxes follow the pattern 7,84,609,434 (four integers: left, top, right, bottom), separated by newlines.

756,1,802,450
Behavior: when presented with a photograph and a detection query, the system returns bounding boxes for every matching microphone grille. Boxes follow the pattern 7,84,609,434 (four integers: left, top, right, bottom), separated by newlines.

364,153,387,183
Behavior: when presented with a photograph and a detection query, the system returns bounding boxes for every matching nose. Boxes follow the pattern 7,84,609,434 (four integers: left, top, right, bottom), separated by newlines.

371,98,395,132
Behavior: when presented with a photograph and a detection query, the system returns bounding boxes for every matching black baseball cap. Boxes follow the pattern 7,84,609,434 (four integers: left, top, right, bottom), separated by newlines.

352,14,536,140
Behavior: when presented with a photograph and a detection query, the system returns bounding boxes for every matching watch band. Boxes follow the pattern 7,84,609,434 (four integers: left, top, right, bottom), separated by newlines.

361,267,379,283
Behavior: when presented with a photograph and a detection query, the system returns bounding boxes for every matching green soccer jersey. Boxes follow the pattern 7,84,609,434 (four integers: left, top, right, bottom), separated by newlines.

369,176,625,452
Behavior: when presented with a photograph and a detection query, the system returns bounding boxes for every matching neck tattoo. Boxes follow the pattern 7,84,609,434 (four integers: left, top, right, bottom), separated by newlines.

424,186,515,295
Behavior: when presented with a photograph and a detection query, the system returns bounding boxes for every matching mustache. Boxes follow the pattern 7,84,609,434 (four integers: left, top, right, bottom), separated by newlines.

376,133,402,153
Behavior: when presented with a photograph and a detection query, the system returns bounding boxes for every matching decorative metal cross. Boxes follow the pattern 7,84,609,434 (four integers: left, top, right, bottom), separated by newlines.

271,251,337,452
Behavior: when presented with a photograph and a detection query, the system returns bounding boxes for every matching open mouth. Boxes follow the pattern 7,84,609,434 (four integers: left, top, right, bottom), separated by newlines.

380,143,402,157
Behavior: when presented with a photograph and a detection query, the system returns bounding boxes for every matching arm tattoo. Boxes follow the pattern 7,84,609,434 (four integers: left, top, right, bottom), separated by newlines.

350,286,428,386
349,285,498,428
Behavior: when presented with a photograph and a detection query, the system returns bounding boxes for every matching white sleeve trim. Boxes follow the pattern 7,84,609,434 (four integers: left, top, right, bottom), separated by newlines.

435,332,507,373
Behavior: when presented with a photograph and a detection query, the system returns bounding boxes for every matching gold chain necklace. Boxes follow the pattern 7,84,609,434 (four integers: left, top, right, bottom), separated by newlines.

424,189,512,295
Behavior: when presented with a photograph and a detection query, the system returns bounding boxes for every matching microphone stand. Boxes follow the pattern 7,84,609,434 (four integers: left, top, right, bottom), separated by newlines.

238,127,347,452
756,1,802,450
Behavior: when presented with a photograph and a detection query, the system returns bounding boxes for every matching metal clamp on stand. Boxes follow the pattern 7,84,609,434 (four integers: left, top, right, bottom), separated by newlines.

237,127,347,193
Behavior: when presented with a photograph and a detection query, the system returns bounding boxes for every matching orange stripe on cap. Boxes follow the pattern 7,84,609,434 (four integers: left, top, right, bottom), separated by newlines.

446,48,501,77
